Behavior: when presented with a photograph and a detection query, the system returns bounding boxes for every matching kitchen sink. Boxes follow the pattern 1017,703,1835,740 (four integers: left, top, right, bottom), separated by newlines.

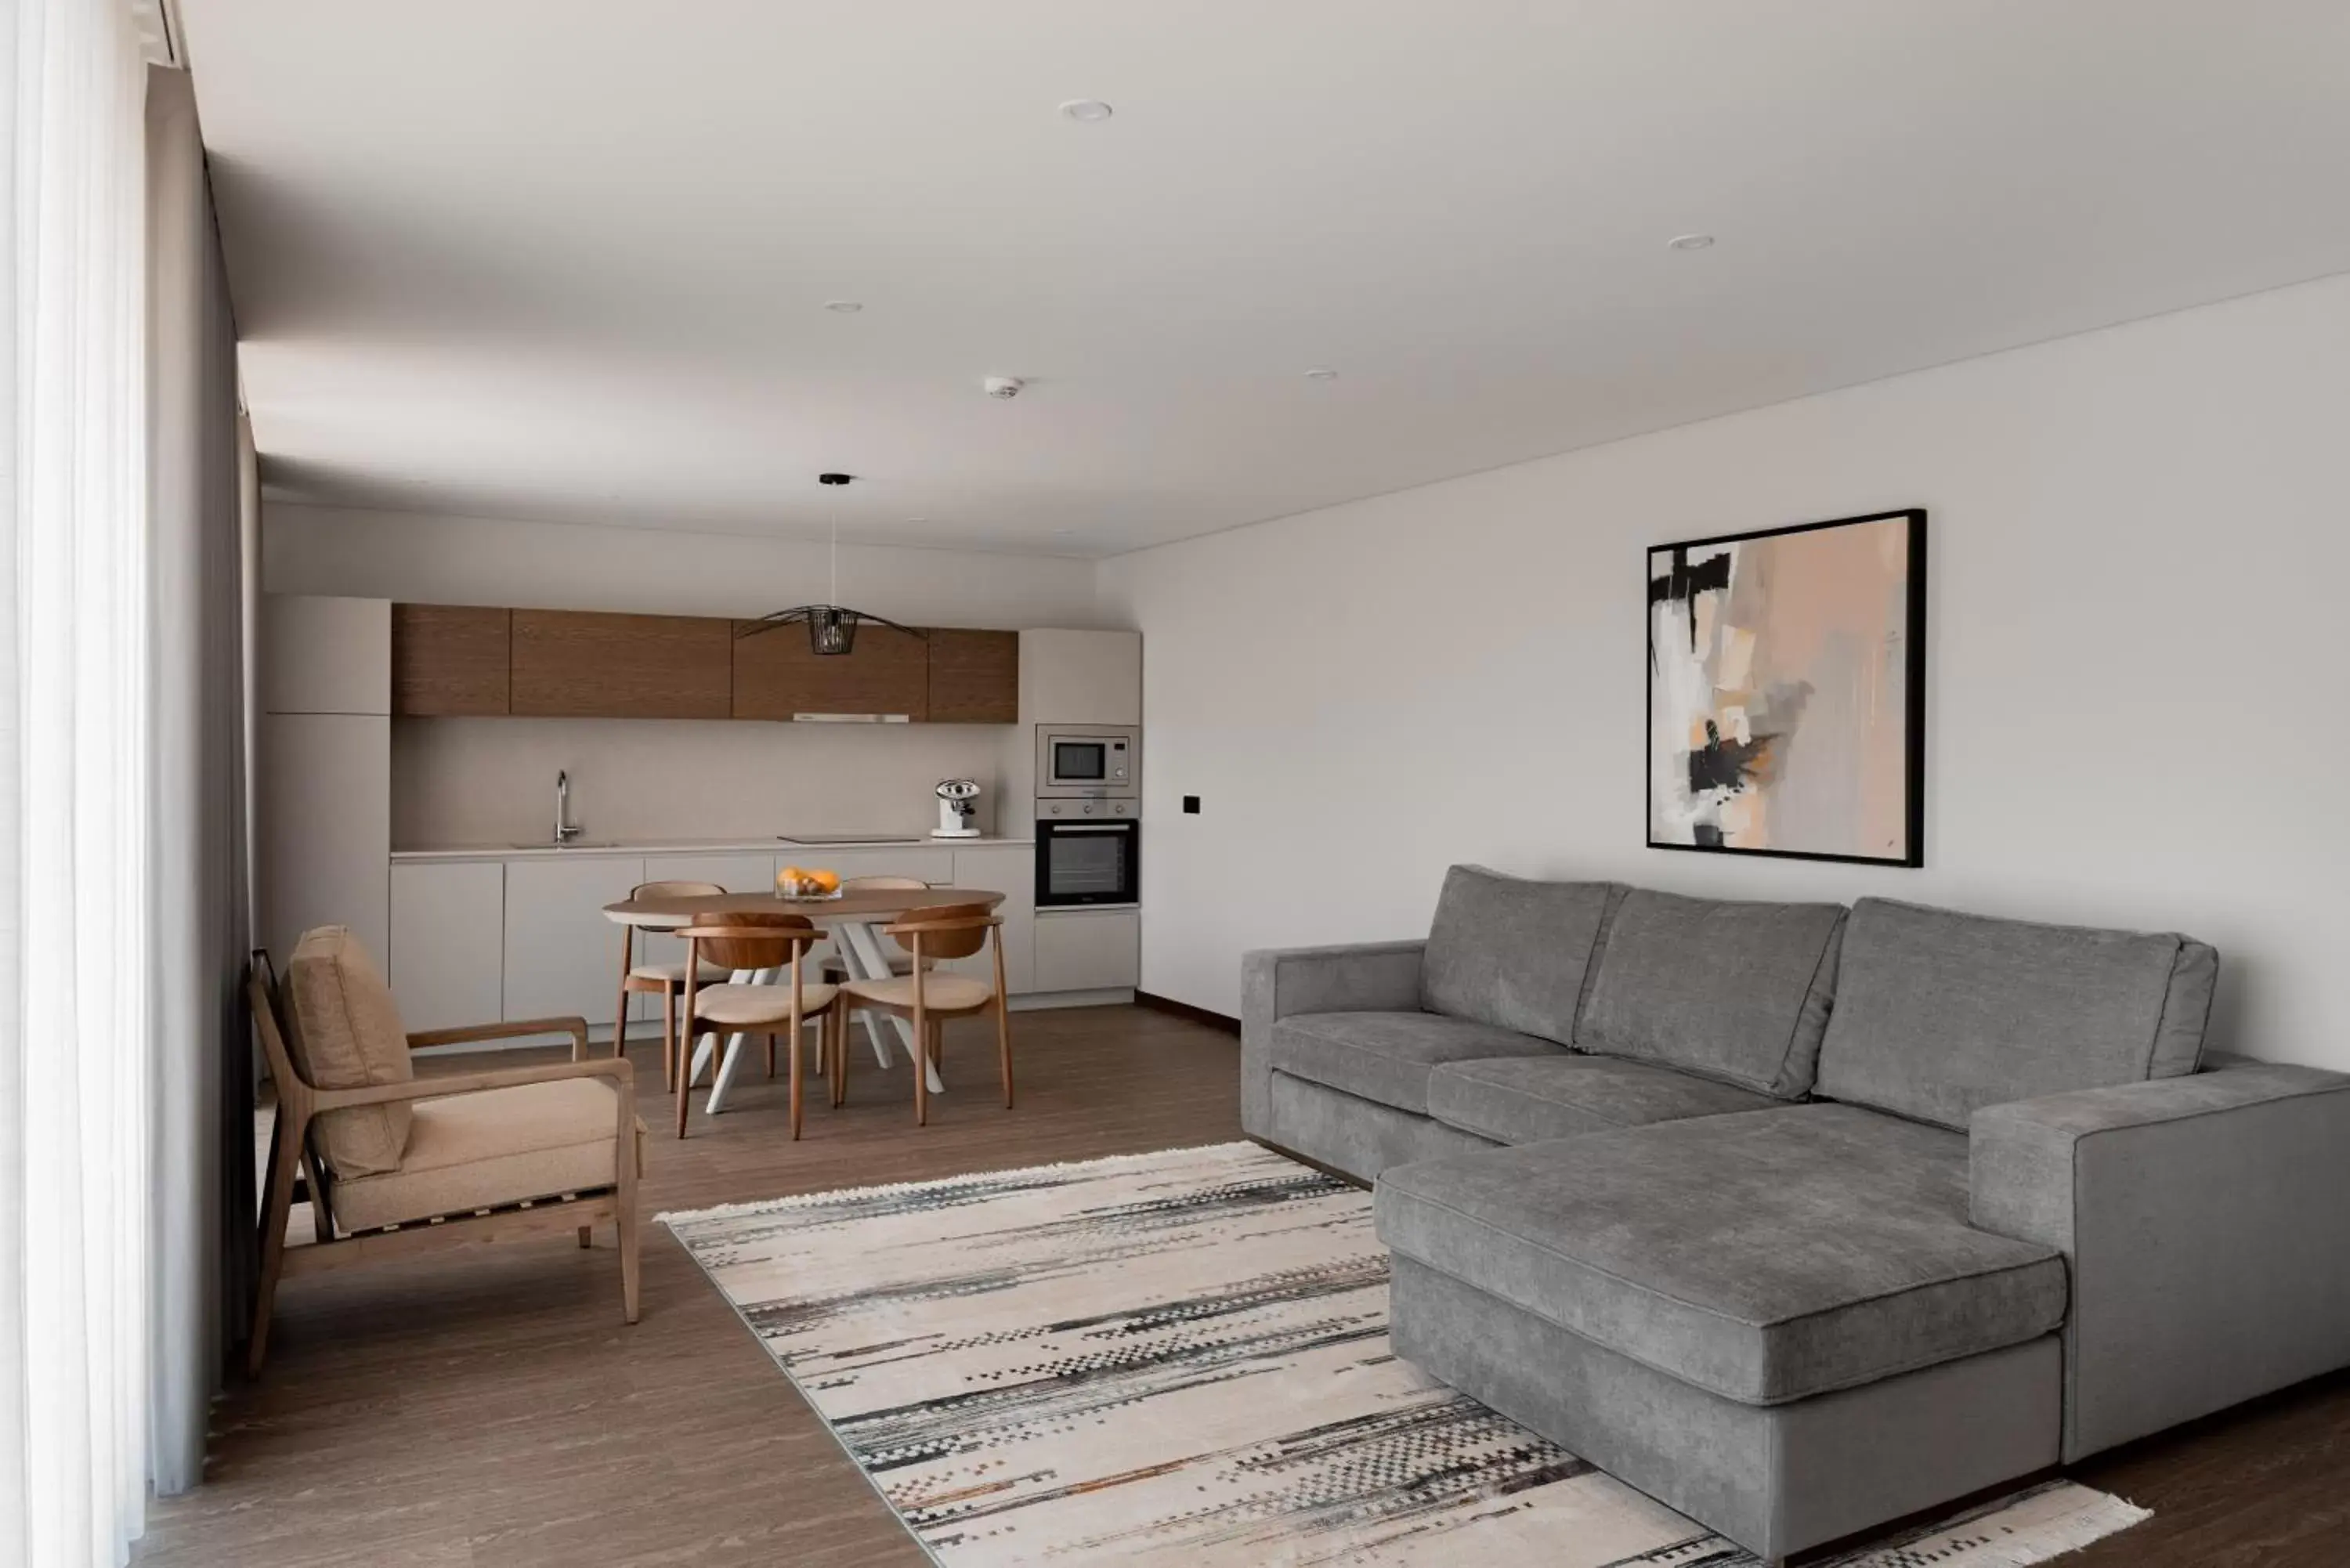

509,840,617,851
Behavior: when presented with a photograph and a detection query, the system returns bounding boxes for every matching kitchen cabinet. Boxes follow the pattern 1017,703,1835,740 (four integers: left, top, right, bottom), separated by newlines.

501,854,647,1033
1021,629,1141,724
732,621,928,721
259,713,390,970
942,844,1034,994
392,603,511,716
389,860,506,1034
264,595,389,715
511,610,731,720
925,629,1019,724
1033,907,1139,993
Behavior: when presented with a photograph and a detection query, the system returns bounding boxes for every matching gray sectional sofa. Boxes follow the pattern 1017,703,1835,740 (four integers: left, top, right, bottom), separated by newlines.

1241,865,2350,1563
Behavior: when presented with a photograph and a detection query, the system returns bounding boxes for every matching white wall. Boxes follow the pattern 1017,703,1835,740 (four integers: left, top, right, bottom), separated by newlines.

1098,273,2350,1069
264,503,1107,627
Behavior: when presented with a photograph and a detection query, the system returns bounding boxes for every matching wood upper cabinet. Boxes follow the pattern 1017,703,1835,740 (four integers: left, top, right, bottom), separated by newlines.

509,610,731,719
392,604,511,716
732,620,929,721
924,628,1019,724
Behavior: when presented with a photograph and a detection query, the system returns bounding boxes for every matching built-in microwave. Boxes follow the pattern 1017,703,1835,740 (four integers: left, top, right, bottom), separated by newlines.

1036,817,1141,907
1036,725,1139,799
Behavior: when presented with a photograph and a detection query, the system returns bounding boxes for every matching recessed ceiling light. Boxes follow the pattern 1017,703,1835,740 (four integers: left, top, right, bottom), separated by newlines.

1059,99,1114,124
1667,233,1716,251
824,299,863,313
1304,367,1339,381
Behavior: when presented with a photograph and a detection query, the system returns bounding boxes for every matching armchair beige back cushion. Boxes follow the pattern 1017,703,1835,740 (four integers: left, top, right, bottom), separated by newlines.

284,926,415,1176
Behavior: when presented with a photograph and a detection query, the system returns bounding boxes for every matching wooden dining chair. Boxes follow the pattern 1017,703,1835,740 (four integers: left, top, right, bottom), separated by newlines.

676,910,840,1140
613,880,728,1093
837,904,1012,1125
816,875,934,983
250,930,642,1375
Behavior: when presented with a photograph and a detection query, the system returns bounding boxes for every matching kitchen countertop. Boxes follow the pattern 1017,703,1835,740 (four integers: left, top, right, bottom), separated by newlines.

391,834,1035,862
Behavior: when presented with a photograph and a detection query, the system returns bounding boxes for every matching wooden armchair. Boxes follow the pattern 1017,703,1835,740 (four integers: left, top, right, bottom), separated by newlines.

248,927,643,1375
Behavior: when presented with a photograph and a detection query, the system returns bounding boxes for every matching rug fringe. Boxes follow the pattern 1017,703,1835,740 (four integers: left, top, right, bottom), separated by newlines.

1954,1494,2151,1565
655,1139,1266,1227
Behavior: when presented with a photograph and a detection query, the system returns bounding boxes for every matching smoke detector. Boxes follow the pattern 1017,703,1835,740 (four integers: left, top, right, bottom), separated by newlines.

983,376,1025,400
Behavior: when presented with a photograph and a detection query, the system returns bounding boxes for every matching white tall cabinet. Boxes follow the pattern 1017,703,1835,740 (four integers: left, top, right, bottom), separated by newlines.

258,595,391,967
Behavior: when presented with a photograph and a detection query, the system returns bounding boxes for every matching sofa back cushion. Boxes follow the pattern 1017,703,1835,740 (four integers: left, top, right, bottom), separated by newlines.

1574,889,1848,1097
284,925,415,1177
1419,866,1625,1046
1815,898,2218,1130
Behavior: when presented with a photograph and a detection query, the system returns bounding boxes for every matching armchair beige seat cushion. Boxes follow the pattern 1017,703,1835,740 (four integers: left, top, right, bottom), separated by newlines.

690,981,839,1026
331,1078,622,1232
842,973,994,1012
284,926,416,1176
630,959,730,985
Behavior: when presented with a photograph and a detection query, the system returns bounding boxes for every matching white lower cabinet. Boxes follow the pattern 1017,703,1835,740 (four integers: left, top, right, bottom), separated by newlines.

1032,907,1140,993
943,844,1035,995
502,854,647,1034
388,860,505,1034
385,840,1074,1052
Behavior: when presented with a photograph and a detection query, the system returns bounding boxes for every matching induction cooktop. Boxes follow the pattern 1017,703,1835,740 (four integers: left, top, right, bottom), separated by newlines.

776,833,924,846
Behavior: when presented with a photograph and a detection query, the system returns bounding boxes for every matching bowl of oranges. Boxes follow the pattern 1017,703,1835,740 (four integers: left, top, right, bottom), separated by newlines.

776,865,842,901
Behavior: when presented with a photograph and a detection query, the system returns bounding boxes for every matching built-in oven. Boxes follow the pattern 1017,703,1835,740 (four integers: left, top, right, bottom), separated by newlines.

1035,817,1141,907
1036,725,1139,799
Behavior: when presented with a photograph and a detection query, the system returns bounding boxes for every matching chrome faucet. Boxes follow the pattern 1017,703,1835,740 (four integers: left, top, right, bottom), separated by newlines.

554,769,583,844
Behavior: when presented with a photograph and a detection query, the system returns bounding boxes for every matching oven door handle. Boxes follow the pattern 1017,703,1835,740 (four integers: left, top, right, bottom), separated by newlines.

1045,823,1133,834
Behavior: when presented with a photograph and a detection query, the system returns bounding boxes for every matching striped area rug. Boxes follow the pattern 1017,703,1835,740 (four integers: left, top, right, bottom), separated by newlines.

660,1142,2146,1566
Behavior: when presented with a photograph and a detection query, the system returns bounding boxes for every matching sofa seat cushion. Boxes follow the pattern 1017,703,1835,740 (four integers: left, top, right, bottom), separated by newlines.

1269,1010,1558,1116
330,1078,621,1233
1426,1054,1782,1144
1376,1104,2067,1405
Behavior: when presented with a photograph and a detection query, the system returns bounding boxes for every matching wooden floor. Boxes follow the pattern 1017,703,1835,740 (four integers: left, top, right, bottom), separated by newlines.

135,1005,2350,1566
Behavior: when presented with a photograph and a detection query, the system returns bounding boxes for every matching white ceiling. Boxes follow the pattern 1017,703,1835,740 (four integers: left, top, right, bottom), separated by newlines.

181,2,2350,557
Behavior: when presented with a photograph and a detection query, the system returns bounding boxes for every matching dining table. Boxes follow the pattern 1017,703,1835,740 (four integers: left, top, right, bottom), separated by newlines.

601,884,1005,1117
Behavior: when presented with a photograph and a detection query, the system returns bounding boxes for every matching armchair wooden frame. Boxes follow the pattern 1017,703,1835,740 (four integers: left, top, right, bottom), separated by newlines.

836,908,1012,1126
248,951,642,1376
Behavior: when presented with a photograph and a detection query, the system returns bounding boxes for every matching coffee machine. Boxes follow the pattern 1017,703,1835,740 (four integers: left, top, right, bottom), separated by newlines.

931,777,982,838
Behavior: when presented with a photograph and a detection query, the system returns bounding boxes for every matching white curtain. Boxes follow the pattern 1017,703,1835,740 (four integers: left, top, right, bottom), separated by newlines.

2,0,157,1564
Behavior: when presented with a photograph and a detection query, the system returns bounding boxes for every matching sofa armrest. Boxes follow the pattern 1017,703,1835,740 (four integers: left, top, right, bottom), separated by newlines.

1239,941,1425,1137
1970,1063,2350,1461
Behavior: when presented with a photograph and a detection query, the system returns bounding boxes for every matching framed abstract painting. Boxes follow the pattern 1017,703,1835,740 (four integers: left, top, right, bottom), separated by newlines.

1647,508,1925,866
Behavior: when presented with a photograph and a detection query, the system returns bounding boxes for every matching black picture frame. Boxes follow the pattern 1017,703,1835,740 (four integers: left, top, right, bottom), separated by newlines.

1645,508,1926,868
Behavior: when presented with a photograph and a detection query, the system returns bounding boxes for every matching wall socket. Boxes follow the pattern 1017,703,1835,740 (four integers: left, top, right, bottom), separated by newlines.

1182,795,1201,815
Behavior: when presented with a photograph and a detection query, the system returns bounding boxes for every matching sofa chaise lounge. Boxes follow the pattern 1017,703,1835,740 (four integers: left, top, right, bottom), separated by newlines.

1241,865,2350,1562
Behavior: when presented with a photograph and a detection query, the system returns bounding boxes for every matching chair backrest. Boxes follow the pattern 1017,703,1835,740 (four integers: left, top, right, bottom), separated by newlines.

682,909,818,972
841,875,930,891
634,879,726,899
885,902,995,963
